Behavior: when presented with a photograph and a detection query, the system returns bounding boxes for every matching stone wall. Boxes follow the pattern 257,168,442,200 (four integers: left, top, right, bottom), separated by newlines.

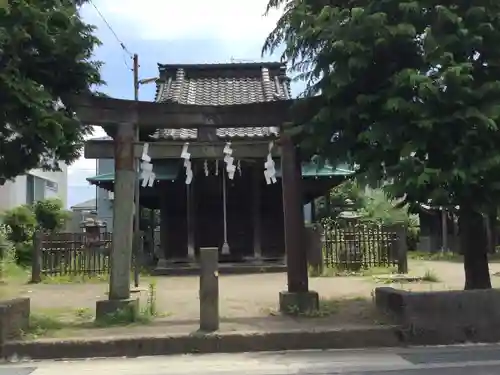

375,287,500,344
0,298,30,344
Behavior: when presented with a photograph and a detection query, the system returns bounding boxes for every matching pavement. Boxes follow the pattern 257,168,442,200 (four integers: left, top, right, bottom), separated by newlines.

3,344,500,374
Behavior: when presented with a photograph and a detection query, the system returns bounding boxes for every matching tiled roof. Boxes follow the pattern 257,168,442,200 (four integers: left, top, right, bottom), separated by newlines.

89,136,112,141
71,198,96,210
152,62,291,140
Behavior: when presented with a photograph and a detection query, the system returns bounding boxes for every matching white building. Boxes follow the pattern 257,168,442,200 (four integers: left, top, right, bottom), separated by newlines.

0,165,68,212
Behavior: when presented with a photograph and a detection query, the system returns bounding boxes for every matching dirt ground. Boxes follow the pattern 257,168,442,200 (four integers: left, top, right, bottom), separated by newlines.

6,260,500,316
4,259,500,338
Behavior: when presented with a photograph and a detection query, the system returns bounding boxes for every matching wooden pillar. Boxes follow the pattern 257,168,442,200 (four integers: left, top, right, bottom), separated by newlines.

109,122,135,300
148,208,155,261
158,192,168,267
310,199,317,223
253,165,262,259
280,135,308,293
187,180,196,261
325,192,331,216
441,207,448,252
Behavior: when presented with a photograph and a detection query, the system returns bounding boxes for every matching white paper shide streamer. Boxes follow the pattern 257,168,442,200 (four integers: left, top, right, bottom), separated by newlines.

223,142,236,180
181,143,193,184
140,143,156,187
264,141,277,184
203,159,209,176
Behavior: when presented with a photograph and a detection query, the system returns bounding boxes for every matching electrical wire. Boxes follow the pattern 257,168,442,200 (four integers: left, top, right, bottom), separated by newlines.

87,0,133,70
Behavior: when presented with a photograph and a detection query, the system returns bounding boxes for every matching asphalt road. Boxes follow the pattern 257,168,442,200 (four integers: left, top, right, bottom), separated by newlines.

3,344,500,374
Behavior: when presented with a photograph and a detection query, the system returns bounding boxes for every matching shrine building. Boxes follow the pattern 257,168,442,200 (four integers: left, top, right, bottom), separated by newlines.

85,62,353,268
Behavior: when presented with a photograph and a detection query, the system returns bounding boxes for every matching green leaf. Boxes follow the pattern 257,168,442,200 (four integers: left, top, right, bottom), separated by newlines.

1,0,102,181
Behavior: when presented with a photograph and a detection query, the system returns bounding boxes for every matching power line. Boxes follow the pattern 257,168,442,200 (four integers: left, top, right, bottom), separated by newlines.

88,0,133,69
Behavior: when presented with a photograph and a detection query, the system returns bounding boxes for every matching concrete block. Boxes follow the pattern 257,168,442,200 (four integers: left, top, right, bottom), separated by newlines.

95,298,139,322
279,291,319,314
0,298,30,343
375,287,500,344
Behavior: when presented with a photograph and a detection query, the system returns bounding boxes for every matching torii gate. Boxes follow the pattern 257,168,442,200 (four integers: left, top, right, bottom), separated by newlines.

70,94,321,318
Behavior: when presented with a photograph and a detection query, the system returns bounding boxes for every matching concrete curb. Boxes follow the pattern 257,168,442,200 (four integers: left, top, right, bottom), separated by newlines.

1,326,403,360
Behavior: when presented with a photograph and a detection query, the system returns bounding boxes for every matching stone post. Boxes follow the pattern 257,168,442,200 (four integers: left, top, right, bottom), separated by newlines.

199,247,219,332
396,224,408,274
30,231,42,284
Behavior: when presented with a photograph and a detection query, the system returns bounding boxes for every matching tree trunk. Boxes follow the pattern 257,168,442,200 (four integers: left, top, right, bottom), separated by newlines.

459,204,491,290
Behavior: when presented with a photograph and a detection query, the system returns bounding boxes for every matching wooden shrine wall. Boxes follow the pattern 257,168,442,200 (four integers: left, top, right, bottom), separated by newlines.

160,164,285,260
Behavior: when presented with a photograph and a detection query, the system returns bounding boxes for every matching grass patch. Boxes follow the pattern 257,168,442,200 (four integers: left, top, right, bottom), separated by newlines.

95,280,160,327
23,310,92,339
22,281,167,339
0,247,31,283
408,251,500,263
309,264,397,278
269,296,392,325
40,271,155,285
421,269,440,282
41,273,109,284
372,268,440,284
408,251,462,262
269,296,364,317
3,262,30,281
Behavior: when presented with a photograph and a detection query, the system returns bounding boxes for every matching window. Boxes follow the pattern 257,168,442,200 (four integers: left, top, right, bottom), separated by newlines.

26,175,58,204
26,175,35,204
45,180,58,191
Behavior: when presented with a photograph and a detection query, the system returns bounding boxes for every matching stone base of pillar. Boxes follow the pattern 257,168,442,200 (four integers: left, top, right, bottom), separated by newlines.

156,258,169,268
243,255,263,264
95,298,139,322
279,290,319,314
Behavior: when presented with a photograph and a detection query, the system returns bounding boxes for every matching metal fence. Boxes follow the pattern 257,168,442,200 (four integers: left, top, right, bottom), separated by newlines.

34,232,112,277
322,221,401,270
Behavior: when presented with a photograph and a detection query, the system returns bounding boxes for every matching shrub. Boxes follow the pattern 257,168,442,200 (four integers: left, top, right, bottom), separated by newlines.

357,189,420,249
0,225,26,277
1,205,36,266
32,198,70,232
319,182,421,250
0,198,69,266
1,205,36,243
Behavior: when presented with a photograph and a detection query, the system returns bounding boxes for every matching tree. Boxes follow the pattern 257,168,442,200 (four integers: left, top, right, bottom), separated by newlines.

264,1,500,289
32,198,70,232
0,0,102,183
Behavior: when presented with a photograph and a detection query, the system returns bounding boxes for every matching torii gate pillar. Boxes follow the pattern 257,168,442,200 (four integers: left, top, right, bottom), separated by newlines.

278,134,319,314
96,122,139,320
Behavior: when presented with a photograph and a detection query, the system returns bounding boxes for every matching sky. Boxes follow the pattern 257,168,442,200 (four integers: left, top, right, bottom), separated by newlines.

67,0,294,207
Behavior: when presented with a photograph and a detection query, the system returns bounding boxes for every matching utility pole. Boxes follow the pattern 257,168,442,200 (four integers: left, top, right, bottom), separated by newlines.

133,53,140,288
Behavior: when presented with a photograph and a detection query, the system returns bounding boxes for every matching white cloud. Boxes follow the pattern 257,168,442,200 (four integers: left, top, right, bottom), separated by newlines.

92,0,283,42
70,0,286,191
